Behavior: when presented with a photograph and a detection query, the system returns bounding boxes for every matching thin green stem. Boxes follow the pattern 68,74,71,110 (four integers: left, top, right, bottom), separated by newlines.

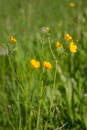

3,46,24,91
55,122,68,130
36,68,44,130
41,43,45,61
8,56,24,90
1,46,24,129
48,36,57,110
50,60,57,111
45,61,57,129
36,100,41,130
48,37,56,62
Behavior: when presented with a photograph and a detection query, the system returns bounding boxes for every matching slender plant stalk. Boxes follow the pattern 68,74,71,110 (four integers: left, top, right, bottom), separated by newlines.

50,60,57,111
48,36,57,110
48,37,56,62
44,36,57,129
44,61,57,129
3,46,24,92
41,42,45,61
36,82,43,130
36,100,41,130
36,68,44,130
55,122,68,130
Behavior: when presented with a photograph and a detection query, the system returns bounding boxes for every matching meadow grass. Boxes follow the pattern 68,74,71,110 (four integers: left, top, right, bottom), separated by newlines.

0,0,87,129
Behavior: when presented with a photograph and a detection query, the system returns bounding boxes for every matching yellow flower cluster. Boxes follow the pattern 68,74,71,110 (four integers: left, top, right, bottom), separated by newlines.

64,33,77,53
65,33,72,41
56,42,63,49
10,36,16,44
31,59,40,69
55,33,77,53
30,59,52,69
1,32,78,73
43,61,52,69
70,2,75,7
69,42,77,53
30,30,78,70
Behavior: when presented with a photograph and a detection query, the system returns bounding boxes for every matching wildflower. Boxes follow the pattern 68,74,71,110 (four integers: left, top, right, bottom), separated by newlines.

70,2,75,7
13,47,18,52
56,42,63,49
43,61,52,69
45,27,49,32
65,33,72,41
30,59,40,69
41,27,49,33
69,42,77,53
10,36,16,44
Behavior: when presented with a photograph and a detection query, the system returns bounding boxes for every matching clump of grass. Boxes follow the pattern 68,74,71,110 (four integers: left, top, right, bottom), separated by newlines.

0,29,79,130
0,0,87,129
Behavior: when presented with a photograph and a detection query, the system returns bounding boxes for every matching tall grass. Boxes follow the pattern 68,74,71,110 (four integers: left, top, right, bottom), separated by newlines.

0,0,87,129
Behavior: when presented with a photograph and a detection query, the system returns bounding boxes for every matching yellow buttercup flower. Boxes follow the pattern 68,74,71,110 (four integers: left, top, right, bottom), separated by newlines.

31,59,40,69
70,2,75,7
10,36,16,44
65,33,72,41
43,61,52,69
56,42,63,49
69,42,77,53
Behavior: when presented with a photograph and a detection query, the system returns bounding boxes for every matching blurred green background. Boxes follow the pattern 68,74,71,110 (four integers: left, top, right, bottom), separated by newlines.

0,0,87,129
